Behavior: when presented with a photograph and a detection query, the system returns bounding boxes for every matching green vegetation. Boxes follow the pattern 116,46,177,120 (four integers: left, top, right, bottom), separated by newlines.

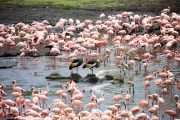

0,0,169,11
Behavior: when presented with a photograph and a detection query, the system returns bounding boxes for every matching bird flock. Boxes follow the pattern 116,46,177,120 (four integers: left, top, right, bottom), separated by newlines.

0,7,180,120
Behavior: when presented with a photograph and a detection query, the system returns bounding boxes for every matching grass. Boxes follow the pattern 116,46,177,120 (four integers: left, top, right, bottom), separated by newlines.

0,0,164,11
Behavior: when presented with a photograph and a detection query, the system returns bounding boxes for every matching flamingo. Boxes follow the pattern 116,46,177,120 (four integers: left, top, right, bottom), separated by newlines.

12,80,24,93
165,109,177,120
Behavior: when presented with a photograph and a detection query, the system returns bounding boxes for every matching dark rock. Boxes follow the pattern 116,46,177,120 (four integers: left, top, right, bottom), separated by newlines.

46,73,70,80
83,74,99,83
104,74,114,80
70,73,82,82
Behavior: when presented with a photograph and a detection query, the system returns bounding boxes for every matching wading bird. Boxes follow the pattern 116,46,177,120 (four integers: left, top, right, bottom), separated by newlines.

69,58,83,73
82,59,101,74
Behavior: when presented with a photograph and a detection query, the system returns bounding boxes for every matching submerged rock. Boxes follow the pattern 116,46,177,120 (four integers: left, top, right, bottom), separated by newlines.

102,74,124,83
46,73,70,80
104,74,114,80
70,73,82,82
83,74,99,83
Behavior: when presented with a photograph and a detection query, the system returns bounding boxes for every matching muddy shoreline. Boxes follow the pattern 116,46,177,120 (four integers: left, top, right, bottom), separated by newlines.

0,6,159,25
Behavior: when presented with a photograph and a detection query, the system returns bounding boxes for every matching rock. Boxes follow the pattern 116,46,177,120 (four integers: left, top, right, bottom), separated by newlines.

46,73,70,80
83,74,99,83
70,73,82,82
104,74,114,80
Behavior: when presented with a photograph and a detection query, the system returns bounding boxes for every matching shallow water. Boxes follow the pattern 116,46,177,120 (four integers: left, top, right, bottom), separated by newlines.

0,55,179,114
